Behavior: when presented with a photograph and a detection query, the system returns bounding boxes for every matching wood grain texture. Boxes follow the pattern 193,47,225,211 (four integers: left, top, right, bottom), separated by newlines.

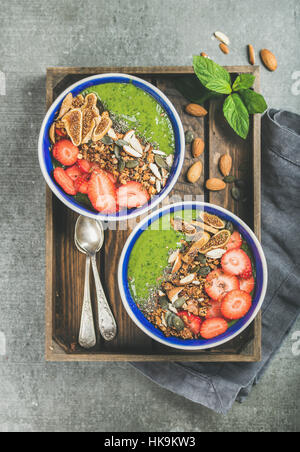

45,66,262,362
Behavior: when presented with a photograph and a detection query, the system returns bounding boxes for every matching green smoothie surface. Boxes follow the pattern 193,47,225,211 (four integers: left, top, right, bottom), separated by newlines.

82,82,175,155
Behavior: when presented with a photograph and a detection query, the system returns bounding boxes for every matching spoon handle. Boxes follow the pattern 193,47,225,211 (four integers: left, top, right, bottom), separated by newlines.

91,254,117,341
79,255,96,349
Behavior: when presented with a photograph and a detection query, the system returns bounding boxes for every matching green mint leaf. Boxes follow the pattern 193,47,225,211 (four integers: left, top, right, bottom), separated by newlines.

174,75,222,105
193,56,232,94
239,89,268,114
223,94,250,140
232,74,255,91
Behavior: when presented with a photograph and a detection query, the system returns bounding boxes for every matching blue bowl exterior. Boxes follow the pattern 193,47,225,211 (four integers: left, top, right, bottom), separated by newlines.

122,203,265,348
41,75,183,220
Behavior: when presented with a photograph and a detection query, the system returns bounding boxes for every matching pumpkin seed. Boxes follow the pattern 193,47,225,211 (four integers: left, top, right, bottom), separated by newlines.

231,187,241,201
185,130,194,144
126,160,139,169
197,253,207,265
172,315,185,332
101,136,114,145
155,154,168,170
159,296,169,309
114,145,121,160
174,297,186,309
115,139,129,147
198,266,211,276
225,221,234,233
223,175,236,184
167,312,176,327
165,311,172,325
118,158,125,171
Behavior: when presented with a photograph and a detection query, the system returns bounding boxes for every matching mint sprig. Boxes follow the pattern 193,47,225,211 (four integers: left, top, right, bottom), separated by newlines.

223,94,250,140
179,56,268,140
193,56,232,94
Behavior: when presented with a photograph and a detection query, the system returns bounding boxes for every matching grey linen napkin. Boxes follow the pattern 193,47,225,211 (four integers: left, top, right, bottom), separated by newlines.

132,109,300,414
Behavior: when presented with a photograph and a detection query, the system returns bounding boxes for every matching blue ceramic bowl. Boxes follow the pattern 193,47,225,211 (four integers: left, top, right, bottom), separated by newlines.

38,74,185,221
118,202,268,350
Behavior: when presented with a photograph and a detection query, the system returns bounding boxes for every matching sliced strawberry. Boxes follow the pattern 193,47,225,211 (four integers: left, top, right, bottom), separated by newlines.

53,167,77,195
226,231,243,250
74,175,89,194
178,311,202,336
87,171,118,214
221,248,252,278
77,159,92,173
200,318,228,339
239,276,255,294
104,171,117,185
221,289,252,320
117,181,150,209
89,162,101,173
53,139,79,166
65,164,83,181
205,269,240,301
205,300,223,319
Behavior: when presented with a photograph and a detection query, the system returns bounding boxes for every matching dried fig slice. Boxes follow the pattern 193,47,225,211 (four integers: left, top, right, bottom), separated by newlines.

171,218,197,235
182,232,210,263
199,212,226,229
92,111,113,142
82,93,98,110
49,122,56,144
81,107,100,144
200,230,231,254
190,220,219,235
62,108,82,146
58,93,73,119
72,94,85,108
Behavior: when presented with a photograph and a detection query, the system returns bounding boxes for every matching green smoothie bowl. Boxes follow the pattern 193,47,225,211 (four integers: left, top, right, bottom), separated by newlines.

38,74,185,221
118,202,268,351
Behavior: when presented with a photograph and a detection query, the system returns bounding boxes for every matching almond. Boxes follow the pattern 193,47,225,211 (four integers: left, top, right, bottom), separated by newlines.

219,154,232,177
206,178,226,191
248,44,255,65
187,161,203,183
192,138,205,157
219,43,229,54
260,49,277,71
185,104,208,117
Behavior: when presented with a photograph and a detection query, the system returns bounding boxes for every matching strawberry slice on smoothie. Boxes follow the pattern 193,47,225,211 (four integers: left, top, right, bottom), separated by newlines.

53,139,79,166
221,289,252,320
87,171,118,214
221,248,253,279
205,269,240,301
117,181,150,209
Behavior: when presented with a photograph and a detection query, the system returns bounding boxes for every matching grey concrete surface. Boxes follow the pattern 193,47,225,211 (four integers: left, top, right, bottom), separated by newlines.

0,0,299,432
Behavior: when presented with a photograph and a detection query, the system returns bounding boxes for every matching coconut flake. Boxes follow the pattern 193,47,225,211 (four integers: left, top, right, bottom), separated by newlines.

206,249,227,259
123,145,143,158
149,163,162,180
214,31,230,46
180,274,196,285
168,250,180,264
166,155,174,168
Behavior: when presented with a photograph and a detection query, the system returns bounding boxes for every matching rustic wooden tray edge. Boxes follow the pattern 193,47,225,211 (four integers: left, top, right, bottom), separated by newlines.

45,66,262,363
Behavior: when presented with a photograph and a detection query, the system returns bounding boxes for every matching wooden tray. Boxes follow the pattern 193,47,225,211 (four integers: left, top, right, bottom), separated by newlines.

45,66,262,362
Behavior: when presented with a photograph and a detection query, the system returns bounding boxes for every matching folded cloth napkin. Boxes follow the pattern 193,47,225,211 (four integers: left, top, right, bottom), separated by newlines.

132,109,300,414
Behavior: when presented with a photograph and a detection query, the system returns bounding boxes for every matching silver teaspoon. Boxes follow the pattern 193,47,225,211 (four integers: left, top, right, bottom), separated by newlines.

75,216,117,342
75,224,96,349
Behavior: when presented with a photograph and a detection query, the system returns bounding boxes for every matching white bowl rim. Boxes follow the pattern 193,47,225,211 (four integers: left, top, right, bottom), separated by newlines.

38,73,185,222
118,201,268,351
